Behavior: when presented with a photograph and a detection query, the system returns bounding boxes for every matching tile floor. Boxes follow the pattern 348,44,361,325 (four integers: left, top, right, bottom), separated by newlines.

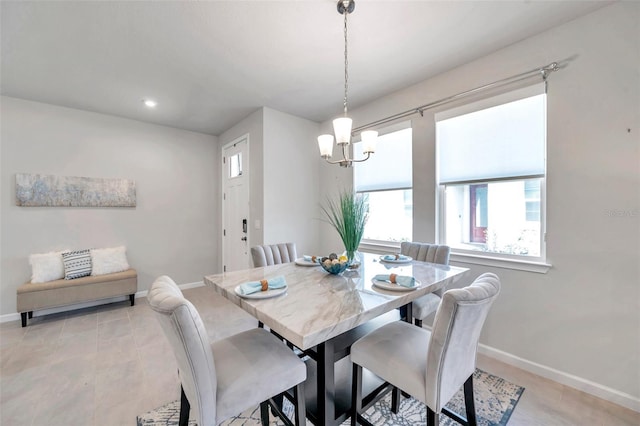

1,286,638,426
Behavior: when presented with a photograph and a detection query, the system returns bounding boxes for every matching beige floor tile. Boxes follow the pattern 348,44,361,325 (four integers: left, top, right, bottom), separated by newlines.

20,320,64,348
97,316,132,340
96,334,138,370
61,312,98,337
97,303,131,324
0,324,27,348
50,329,98,364
32,384,95,426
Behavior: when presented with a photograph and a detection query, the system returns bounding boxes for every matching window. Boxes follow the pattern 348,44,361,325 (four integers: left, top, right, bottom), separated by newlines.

436,84,546,261
354,125,412,243
228,153,242,178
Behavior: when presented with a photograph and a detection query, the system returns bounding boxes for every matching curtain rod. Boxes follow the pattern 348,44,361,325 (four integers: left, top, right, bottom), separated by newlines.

352,61,560,134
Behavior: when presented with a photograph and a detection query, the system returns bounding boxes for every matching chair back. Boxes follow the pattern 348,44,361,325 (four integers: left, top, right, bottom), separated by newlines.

401,242,451,296
401,242,450,265
147,276,217,426
425,272,500,411
251,242,297,267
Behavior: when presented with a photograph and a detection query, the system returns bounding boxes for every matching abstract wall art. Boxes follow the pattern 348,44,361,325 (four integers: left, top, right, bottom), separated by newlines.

15,173,136,207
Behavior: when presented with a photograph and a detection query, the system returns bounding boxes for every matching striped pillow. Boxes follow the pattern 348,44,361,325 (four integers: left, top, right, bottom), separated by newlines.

62,249,92,280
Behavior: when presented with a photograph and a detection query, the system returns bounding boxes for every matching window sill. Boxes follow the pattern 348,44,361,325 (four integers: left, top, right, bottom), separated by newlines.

450,252,551,274
359,240,401,255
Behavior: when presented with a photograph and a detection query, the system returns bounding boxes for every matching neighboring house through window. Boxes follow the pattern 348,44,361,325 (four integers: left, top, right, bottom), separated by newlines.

436,84,547,261
354,124,412,244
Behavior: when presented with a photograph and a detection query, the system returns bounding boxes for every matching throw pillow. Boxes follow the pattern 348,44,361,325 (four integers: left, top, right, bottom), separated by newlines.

29,250,68,283
62,249,92,280
90,246,129,276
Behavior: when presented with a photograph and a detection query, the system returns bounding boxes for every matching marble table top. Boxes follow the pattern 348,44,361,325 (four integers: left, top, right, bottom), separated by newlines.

204,252,469,350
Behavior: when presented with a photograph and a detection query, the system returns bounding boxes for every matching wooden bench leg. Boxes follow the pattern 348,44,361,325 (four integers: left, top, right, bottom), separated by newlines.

129,294,135,306
21,312,27,327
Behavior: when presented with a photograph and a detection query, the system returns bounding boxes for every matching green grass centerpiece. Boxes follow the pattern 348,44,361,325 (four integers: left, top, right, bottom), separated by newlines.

321,191,368,267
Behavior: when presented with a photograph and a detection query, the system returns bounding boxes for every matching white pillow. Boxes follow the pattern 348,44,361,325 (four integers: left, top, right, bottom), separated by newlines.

90,246,130,276
29,250,68,283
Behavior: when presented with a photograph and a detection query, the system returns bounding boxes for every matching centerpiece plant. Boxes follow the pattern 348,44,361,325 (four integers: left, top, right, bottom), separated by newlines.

321,191,368,267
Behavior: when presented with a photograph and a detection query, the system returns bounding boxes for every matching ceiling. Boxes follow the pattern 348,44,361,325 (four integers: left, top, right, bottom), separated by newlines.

1,1,610,136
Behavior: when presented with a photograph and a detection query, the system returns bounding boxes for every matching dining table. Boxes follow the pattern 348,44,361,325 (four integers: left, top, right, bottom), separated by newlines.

204,252,469,425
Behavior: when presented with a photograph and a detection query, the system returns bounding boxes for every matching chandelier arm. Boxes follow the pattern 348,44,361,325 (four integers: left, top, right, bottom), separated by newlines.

323,157,350,165
350,152,371,163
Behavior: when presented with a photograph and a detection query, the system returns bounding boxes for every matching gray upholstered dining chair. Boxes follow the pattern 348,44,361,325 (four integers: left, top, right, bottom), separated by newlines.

350,273,500,426
147,275,306,426
400,241,451,327
251,242,298,267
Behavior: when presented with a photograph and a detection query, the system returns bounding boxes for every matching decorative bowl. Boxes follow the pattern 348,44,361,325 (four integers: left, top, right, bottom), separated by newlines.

319,254,349,275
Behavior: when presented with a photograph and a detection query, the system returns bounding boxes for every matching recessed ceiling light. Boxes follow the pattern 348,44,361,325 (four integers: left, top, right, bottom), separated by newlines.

143,99,157,108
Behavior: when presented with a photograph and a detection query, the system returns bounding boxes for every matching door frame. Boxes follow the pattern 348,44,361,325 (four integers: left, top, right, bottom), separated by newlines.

221,134,250,272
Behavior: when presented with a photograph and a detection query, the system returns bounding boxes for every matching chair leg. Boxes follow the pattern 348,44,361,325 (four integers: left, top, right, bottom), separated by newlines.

179,385,190,426
351,363,363,426
391,386,401,413
21,312,27,327
260,401,270,426
129,294,135,306
293,381,306,426
426,406,438,426
464,374,477,426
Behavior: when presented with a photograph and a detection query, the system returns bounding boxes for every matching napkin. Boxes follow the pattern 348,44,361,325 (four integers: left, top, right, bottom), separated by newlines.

382,254,410,261
238,276,287,295
303,255,321,263
373,273,416,288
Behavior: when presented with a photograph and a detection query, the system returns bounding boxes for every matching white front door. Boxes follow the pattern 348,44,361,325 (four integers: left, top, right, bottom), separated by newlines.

222,136,250,272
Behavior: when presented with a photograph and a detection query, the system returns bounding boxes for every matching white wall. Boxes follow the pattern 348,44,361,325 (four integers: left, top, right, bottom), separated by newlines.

320,2,640,406
0,97,220,315
263,107,320,256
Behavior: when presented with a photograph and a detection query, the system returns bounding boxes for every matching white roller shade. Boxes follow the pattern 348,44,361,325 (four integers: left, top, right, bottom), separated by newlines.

354,127,412,192
436,84,546,184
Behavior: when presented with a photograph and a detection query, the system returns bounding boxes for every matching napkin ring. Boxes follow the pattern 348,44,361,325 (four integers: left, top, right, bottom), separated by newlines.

389,273,398,284
311,256,317,263
260,279,268,291
394,254,400,260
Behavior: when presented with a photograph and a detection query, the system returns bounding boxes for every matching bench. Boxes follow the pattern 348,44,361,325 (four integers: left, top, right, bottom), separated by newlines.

16,269,138,327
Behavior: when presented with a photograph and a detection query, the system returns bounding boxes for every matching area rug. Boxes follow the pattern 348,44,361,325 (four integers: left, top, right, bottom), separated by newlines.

137,369,524,426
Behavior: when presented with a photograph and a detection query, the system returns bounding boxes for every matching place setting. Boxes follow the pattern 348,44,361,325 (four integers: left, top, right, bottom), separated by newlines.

234,275,288,299
294,254,322,266
379,253,413,264
371,272,420,292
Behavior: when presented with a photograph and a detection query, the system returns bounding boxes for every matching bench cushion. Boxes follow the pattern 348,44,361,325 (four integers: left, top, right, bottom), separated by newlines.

17,269,137,313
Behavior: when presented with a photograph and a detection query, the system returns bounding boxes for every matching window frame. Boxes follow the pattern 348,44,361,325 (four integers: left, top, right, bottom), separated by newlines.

435,87,551,273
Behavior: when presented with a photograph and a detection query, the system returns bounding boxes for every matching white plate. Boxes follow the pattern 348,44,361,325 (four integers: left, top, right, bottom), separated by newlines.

295,258,320,267
379,255,413,264
372,278,420,292
234,284,288,299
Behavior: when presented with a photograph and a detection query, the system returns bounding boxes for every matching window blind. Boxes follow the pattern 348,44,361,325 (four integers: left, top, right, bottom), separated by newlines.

436,84,546,184
354,127,412,192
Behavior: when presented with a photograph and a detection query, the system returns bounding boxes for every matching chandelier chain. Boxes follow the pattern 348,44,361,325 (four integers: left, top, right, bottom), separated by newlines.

343,6,349,116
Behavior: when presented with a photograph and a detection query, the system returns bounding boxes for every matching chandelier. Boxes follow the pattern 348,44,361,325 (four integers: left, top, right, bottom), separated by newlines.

318,0,377,168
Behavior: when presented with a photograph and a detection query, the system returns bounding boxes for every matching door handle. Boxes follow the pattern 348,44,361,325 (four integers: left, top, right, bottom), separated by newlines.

242,219,248,233
241,236,247,241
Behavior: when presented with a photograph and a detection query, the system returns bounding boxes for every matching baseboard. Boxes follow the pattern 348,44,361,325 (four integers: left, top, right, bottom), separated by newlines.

0,280,205,324
477,343,640,413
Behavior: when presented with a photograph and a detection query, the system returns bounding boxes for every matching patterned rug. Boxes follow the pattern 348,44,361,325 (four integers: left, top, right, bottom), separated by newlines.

137,369,524,426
